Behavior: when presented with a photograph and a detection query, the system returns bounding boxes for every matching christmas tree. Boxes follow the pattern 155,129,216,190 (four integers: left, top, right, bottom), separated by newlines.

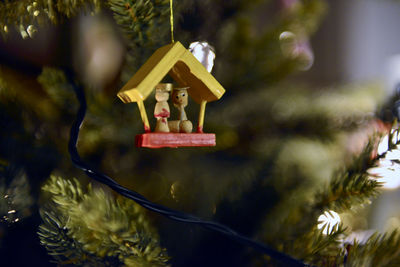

1,0,400,266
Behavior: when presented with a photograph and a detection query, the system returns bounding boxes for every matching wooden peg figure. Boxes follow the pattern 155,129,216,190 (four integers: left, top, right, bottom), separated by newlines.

154,83,172,132
169,87,193,133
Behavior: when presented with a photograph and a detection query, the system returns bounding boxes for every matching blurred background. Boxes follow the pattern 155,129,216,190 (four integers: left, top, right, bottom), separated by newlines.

1,0,400,266
304,0,400,233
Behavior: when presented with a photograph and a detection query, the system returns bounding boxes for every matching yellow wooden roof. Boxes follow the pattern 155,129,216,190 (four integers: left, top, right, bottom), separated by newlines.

117,41,225,104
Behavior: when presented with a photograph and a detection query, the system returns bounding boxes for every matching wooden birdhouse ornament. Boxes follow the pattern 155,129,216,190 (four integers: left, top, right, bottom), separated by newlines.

117,41,225,148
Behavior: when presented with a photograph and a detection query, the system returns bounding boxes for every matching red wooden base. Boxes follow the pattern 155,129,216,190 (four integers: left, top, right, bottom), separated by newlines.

135,133,216,148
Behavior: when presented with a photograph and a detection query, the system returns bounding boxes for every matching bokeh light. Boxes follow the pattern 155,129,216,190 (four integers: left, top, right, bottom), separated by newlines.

369,159,400,189
318,210,341,235
370,132,400,190
189,41,215,73
377,134,389,156
279,31,314,70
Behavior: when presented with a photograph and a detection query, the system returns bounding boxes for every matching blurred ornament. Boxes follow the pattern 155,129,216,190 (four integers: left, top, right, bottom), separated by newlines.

317,210,341,235
27,5,33,13
279,31,314,71
189,41,216,73
74,14,124,90
27,25,37,38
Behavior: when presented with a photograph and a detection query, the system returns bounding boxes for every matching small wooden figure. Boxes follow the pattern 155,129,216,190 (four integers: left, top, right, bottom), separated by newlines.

154,83,172,132
169,87,193,133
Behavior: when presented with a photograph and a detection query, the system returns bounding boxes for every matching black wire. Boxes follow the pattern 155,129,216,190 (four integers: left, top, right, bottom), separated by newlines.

65,69,308,267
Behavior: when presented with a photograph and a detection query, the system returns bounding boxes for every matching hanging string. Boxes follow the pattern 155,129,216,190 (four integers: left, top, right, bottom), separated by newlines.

64,68,308,267
170,0,174,43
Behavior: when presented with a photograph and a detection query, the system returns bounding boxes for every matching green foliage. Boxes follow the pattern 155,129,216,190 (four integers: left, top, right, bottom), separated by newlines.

278,127,400,266
0,65,58,120
38,209,104,266
212,83,383,245
108,0,170,45
285,145,382,264
288,224,346,266
252,125,400,266
39,176,169,266
314,140,382,214
37,67,75,110
108,0,170,77
345,231,400,267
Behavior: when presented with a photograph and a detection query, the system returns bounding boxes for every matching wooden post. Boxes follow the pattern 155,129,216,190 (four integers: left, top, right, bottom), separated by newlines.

137,100,151,132
197,100,207,133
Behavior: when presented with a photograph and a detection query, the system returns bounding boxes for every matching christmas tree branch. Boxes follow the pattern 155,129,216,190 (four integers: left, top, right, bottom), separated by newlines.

108,0,170,44
345,231,400,267
258,130,394,265
39,175,169,266
289,224,346,266
108,0,170,77
313,141,381,213
291,128,400,265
